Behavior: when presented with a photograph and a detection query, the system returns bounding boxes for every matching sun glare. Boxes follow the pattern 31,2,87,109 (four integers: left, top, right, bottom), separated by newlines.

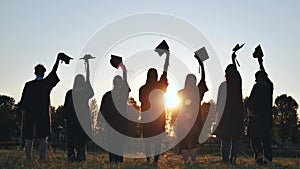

164,83,180,108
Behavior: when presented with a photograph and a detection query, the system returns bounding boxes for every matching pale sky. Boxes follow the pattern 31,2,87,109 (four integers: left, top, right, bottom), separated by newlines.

0,1,299,117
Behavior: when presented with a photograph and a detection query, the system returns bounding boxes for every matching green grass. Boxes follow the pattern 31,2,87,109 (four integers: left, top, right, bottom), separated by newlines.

0,148,299,169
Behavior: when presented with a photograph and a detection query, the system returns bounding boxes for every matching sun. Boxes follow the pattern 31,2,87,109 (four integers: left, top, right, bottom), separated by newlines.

164,83,180,109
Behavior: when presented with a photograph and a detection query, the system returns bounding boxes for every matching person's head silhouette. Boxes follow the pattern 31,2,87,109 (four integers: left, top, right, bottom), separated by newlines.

34,64,46,78
113,75,123,89
184,74,196,89
255,70,268,83
146,68,158,84
73,74,85,89
225,64,237,81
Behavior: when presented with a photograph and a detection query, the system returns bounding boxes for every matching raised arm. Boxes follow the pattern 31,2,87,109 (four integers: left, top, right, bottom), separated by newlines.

163,51,170,73
195,55,208,100
51,54,61,73
199,58,205,81
258,57,266,73
231,52,237,68
120,63,127,82
120,62,131,95
83,54,94,98
85,58,90,82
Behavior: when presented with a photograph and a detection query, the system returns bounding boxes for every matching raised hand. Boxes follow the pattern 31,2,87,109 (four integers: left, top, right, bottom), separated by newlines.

58,53,73,64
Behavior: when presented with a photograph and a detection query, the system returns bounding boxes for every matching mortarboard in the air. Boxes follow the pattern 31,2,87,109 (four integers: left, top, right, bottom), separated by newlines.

232,43,245,52
80,54,96,61
155,40,169,56
110,54,122,69
194,47,209,62
253,44,264,58
232,43,245,67
58,53,73,64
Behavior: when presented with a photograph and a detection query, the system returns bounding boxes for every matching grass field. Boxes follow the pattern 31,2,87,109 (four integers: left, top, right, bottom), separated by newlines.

0,148,299,169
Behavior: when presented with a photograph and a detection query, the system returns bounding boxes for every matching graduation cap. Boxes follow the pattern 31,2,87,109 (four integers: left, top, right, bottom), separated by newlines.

58,53,73,64
232,43,245,67
232,43,245,52
194,47,209,62
155,40,169,56
80,54,96,61
253,44,264,58
110,54,122,69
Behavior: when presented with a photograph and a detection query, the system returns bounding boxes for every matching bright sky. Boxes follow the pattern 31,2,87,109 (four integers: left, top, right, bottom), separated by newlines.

0,1,299,117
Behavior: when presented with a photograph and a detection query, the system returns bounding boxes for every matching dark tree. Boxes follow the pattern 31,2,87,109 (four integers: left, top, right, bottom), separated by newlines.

271,106,280,140
273,94,298,145
0,95,18,141
50,105,66,145
51,106,65,135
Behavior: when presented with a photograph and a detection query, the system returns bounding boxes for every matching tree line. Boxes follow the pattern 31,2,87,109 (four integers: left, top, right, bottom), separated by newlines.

0,94,299,146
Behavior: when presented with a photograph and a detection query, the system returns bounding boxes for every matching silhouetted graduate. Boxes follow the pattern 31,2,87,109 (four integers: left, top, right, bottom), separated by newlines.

19,52,72,160
216,44,244,164
99,55,130,163
139,40,170,165
64,54,94,162
174,49,208,166
245,45,273,165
